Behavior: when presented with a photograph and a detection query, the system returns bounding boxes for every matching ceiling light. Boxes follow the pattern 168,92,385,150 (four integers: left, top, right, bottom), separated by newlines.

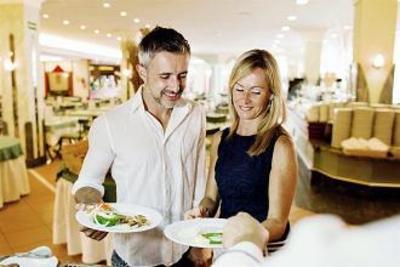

120,11,127,17
116,36,122,41
106,33,112,38
80,25,86,30
94,29,100,34
281,26,290,32
103,2,111,8
344,25,352,30
63,20,70,25
277,34,285,39
133,18,141,23
296,0,309,5
287,16,297,21
145,24,151,29
42,14,49,19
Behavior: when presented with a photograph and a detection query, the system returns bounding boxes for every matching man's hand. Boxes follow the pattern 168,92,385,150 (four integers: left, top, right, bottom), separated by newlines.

74,187,103,204
222,212,269,250
80,226,108,241
74,187,108,241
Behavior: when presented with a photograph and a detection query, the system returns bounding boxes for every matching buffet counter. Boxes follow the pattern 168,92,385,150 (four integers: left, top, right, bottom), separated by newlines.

286,108,400,188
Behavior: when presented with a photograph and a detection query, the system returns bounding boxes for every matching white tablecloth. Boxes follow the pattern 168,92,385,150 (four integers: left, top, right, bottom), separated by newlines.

52,178,112,264
0,155,30,208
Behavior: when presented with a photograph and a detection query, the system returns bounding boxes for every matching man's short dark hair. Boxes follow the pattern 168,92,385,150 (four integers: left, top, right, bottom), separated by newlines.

138,26,191,66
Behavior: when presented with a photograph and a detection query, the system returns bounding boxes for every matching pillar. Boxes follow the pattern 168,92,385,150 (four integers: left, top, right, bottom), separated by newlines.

353,0,397,103
0,0,45,163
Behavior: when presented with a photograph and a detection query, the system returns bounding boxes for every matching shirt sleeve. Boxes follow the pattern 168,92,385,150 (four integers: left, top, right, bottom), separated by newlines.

71,115,116,196
213,242,265,267
193,106,207,207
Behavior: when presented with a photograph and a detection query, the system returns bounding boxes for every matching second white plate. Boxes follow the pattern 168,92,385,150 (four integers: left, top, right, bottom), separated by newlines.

164,218,227,248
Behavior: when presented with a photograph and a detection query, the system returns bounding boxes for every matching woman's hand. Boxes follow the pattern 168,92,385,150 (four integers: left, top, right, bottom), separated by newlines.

184,207,209,220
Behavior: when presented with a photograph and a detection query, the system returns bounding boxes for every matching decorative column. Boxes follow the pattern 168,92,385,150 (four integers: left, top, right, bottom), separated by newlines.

303,30,324,86
0,0,45,164
119,28,150,100
119,38,135,101
353,0,397,103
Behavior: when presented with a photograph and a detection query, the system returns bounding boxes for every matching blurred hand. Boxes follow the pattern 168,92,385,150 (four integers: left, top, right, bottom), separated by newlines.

184,207,209,220
74,187,108,241
188,247,213,267
222,212,269,250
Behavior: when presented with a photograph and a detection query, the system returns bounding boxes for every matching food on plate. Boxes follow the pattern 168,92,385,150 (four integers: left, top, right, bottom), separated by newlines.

90,203,150,228
201,231,223,245
191,230,223,246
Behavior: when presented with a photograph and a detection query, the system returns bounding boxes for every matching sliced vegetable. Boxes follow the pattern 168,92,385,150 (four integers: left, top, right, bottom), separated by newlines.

201,232,223,244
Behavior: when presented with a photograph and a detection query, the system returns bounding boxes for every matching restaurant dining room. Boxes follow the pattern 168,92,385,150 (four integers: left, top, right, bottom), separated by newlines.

0,0,399,266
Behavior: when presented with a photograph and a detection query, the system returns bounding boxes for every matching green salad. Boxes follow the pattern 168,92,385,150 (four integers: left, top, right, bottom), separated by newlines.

201,232,223,245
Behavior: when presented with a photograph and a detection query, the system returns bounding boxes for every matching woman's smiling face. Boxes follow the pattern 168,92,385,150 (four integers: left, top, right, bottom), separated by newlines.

232,68,271,121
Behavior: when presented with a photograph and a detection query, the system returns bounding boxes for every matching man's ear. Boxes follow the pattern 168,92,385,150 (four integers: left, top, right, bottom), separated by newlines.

136,64,147,82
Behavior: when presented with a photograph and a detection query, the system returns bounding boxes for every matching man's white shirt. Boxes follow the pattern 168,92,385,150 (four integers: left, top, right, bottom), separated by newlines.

72,88,206,266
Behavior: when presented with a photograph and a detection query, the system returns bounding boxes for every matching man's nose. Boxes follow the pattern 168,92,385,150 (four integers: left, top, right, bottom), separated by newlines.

169,77,180,92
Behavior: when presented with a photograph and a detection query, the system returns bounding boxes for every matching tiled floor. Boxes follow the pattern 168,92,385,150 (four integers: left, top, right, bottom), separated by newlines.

0,161,81,263
0,160,315,264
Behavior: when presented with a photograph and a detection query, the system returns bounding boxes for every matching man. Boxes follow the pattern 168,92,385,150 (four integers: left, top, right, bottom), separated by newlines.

213,212,400,267
72,26,206,267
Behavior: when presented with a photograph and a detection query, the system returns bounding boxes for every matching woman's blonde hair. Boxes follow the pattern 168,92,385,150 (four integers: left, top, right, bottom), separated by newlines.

228,49,287,156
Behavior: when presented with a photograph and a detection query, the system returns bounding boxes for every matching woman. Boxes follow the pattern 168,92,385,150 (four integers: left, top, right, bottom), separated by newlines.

186,49,298,255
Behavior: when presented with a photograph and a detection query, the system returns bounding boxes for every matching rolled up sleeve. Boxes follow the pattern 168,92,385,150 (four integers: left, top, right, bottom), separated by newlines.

72,115,116,196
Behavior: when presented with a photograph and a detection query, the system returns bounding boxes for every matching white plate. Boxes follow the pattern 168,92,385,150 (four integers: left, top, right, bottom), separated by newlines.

164,218,227,248
75,203,163,233
0,256,58,267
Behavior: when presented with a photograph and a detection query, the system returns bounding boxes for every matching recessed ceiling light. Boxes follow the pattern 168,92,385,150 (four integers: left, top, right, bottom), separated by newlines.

296,0,309,5
116,36,122,41
145,24,151,29
120,11,127,17
133,18,141,23
80,25,86,30
42,14,49,19
106,33,112,38
63,20,70,25
344,25,352,30
94,29,100,34
281,26,290,32
287,15,297,21
277,33,285,39
103,2,111,8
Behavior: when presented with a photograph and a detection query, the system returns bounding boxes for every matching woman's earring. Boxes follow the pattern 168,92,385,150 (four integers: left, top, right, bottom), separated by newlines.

267,95,274,113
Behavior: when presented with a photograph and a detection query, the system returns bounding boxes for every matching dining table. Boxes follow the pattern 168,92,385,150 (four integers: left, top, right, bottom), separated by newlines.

0,136,30,208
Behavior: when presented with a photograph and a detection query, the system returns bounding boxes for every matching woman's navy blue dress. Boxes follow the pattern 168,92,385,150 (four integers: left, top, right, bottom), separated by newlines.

215,128,289,242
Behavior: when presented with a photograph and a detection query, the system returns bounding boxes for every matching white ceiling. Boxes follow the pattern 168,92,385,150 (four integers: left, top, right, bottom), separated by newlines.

40,0,353,58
